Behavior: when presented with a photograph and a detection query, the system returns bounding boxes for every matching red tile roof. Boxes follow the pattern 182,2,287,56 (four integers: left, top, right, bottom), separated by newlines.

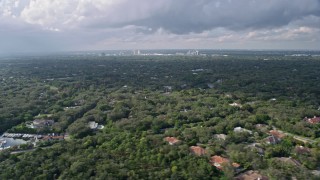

210,155,240,170
190,146,206,156
164,137,180,145
269,130,285,139
211,155,229,165
305,116,320,124
232,162,241,168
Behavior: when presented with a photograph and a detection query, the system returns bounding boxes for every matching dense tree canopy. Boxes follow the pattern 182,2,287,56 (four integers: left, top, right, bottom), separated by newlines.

0,53,320,179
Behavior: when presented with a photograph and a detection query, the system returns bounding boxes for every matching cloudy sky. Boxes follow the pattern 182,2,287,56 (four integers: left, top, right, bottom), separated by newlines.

1,0,320,53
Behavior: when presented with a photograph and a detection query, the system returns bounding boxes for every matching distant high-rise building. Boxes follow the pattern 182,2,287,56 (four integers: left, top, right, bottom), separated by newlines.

133,50,141,55
187,50,199,56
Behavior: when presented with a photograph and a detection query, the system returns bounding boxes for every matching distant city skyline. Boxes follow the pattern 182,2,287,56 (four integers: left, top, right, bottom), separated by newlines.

1,0,320,53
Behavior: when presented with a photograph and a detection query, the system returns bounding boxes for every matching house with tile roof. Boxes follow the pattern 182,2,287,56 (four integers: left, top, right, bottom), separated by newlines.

269,130,285,139
265,135,281,145
304,116,320,124
164,137,181,145
210,155,240,170
190,146,206,156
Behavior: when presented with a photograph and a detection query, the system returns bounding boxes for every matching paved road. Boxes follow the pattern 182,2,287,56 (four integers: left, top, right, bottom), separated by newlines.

291,135,317,144
10,149,36,154
10,146,50,154
273,126,318,144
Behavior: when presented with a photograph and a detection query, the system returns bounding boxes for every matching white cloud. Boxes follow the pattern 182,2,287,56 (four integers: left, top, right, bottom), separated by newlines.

20,0,76,27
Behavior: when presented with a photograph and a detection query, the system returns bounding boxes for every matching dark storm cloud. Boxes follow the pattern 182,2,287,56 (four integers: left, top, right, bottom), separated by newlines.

85,0,320,34
143,0,320,33
1,0,320,52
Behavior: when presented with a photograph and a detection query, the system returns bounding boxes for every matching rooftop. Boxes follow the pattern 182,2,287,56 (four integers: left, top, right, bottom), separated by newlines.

304,116,320,124
295,146,311,154
269,130,285,139
276,157,301,166
88,121,98,129
234,127,252,134
235,170,268,180
230,102,242,107
164,137,181,145
265,135,280,145
27,119,55,129
190,146,206,156
210,155,240,170
214,134,227,140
